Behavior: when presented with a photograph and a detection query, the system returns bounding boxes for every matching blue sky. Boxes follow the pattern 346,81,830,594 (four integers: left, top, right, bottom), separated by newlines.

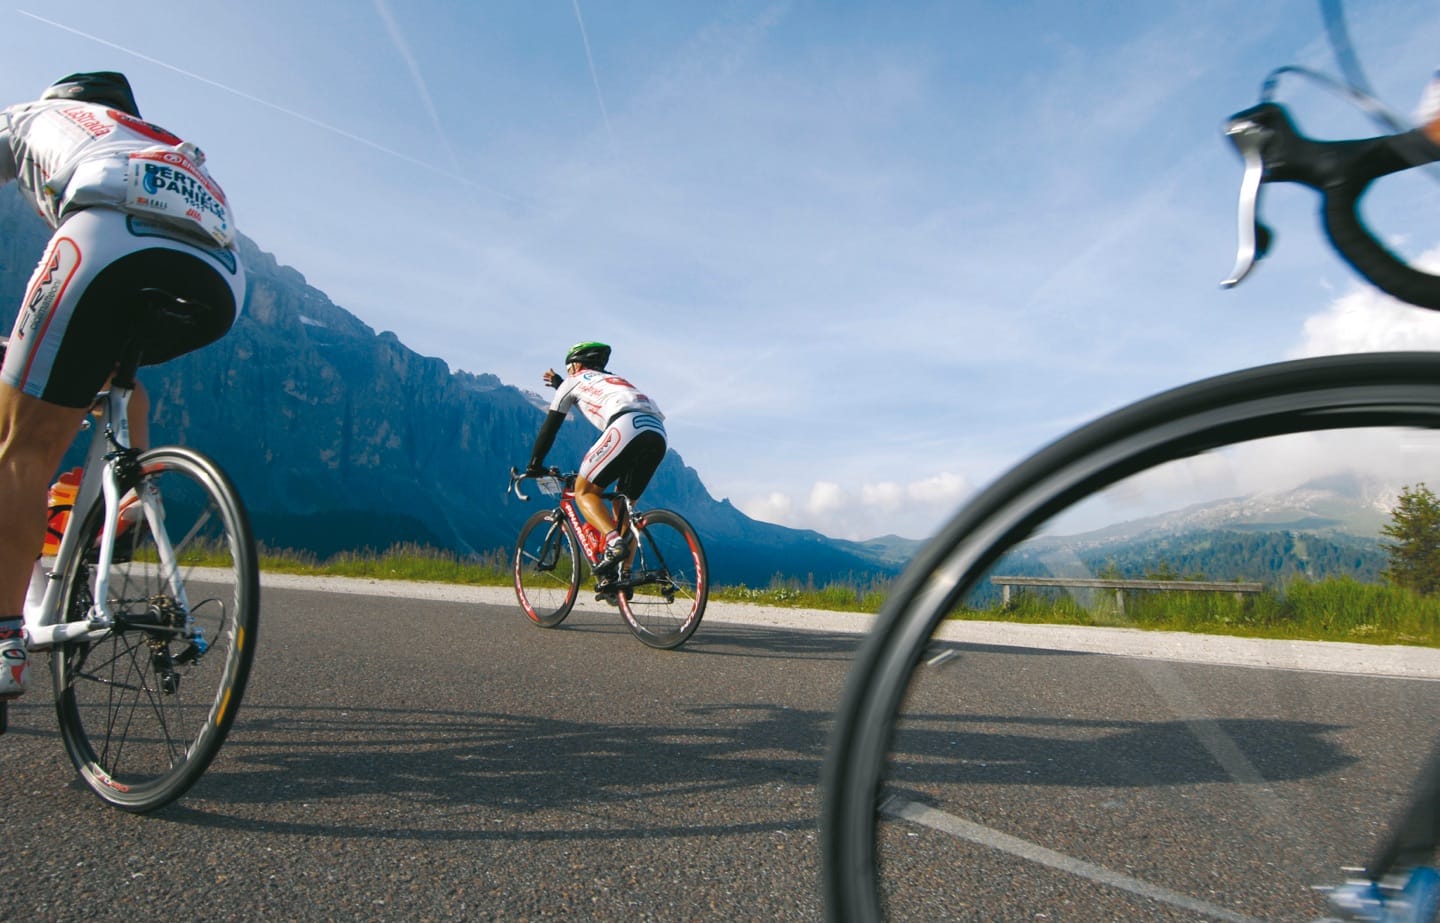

6,1,1440,541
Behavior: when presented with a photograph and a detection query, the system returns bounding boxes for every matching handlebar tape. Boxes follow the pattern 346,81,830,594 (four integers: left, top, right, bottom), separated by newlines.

1236,103,1440,309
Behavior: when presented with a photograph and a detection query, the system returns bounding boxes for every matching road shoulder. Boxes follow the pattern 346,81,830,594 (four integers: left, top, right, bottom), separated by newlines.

257,572,1440,679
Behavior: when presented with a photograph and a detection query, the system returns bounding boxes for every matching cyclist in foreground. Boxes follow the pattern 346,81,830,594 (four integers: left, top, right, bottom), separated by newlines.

0,71,245,700
526,341,667,594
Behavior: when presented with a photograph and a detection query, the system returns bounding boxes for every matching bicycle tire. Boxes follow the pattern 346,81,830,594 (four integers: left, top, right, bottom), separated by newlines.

617,508,708,649
822,351,1440,921
514,509,580,627
52,445,259,812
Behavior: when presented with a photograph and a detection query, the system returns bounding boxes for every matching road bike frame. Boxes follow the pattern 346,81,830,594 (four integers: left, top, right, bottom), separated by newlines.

23,380,191,652
536,474,630,573
509,468,708,650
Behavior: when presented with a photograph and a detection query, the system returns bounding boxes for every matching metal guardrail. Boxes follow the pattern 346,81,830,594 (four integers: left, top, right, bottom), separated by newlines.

990,575,1265,613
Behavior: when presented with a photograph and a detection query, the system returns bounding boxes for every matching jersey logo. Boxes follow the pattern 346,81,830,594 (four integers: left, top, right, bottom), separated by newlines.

58,105,113,138
14,236,82,387
108,110,183,146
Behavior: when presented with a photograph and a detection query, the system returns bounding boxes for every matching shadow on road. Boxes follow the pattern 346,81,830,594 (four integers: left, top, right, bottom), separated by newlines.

153,696,1353,844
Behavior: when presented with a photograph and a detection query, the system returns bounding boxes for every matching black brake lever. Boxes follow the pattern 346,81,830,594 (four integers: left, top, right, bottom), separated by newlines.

1220,101,1440,309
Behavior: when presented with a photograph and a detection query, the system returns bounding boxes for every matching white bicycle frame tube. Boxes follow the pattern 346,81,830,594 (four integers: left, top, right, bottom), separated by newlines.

24,383,187,650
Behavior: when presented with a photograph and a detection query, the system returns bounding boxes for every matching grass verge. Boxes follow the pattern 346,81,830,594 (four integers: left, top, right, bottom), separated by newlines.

255,543,1440,648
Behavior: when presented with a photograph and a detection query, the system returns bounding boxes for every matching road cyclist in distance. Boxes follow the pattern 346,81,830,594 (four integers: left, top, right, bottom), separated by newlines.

526,341,667,600
0,71,245,701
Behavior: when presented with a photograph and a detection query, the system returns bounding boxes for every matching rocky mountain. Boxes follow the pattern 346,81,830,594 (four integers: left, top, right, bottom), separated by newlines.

0,186,900,587
1054,472,1397,549
983,473,1396,601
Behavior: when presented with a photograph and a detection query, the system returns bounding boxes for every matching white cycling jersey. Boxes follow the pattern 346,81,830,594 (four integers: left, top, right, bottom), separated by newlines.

0,99,235,246
0,95,244,407
549,368,665,429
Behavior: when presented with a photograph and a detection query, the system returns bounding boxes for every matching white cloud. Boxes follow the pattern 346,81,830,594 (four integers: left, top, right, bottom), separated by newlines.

743,491,794,526
806,481,846,518
907,471,970,505
859,481,903,511
740,471,973,541
1290,246,1440,356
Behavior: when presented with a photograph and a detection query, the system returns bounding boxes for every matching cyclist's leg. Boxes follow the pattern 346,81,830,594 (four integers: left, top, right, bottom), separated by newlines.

0,390,58,695
583,416,666,575
572,431,616,536
0,212,128,650
575,423,628,555
0,209,242,694
0,387,88,615
612,429,666,568
613,427,665,503
573,472,615,535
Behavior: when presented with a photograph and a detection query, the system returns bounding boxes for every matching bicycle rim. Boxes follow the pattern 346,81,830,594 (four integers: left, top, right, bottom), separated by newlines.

52,446,259,812
822,352,1440,921
618,509,707,649
514,510,579,627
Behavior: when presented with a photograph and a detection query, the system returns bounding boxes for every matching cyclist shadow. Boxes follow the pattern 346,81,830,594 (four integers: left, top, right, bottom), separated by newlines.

517,610,864,661
886,711,1356,790
155,698,834,841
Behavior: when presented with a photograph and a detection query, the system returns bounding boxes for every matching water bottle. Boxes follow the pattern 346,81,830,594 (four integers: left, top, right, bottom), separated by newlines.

581,523,604,556
42,468,82,555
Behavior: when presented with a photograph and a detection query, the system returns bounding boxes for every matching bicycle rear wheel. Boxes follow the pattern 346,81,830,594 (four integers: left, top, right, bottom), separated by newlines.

514,509,580,627
618,508,707,649
52,446,259,812
822,352,1440,921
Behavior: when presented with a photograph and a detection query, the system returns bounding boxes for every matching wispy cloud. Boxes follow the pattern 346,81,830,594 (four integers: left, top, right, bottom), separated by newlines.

372,0,463,175
17,9,520,202
570,0,617,154
740,471,973,541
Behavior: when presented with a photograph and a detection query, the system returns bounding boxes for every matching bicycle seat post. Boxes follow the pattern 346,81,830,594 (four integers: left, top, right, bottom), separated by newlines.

104,343,141,456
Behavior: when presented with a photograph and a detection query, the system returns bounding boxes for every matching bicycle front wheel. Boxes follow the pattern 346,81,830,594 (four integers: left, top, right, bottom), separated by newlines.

822,352,1440,921
514,509,580,627
52,446,259,812
618,509,707,649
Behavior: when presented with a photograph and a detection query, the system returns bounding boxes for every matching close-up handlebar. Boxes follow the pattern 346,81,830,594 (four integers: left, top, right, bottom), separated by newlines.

1222,100,1440,309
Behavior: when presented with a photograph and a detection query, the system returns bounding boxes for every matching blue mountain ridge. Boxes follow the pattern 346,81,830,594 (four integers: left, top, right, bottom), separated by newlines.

2,187,1401,591
0,186,905,587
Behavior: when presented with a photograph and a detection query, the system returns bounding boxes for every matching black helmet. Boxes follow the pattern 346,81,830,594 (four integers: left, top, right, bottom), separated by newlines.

41,71,140,117
565,341,611,370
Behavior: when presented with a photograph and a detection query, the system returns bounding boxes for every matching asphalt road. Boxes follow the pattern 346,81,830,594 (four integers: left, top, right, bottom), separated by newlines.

6,576,1440,921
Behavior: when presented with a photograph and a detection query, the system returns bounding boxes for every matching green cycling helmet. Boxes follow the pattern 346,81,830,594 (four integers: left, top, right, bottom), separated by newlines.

565,341,611,370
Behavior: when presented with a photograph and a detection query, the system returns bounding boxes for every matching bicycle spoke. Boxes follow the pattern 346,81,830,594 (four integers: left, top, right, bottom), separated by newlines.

514,511,579,627
823,354,1440,921
52,447,257,812
618,509,707,649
